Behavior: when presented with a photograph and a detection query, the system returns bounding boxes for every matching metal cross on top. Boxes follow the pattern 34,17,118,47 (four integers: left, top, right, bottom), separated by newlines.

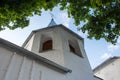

50,12,55,19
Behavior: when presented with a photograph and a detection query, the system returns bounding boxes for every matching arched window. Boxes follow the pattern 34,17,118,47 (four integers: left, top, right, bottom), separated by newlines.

42,40,52,51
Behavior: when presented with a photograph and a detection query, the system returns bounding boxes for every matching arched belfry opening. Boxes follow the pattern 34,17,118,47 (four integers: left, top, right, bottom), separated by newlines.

39,34,53,52
42,40,52,51
68,39,83,57
69,44,75,53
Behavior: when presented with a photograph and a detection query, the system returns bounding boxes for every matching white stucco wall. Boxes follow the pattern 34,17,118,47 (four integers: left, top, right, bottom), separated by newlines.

0,45,95,80
0,46,66,80
94,58,120,80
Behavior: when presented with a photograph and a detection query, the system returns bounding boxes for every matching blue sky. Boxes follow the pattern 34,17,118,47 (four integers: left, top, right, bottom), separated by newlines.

0,6,120,69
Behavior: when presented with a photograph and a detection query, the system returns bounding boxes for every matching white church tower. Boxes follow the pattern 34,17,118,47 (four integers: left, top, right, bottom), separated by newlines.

22,19,94,80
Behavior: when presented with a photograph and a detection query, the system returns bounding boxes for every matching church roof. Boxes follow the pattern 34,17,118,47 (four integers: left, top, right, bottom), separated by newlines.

22,24,84,47
93,56,120,73
0,38,72,73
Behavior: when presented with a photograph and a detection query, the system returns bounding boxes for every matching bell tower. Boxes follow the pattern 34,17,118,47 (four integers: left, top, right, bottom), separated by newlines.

22,19,86,66
23,19,85,63
22,19,94,79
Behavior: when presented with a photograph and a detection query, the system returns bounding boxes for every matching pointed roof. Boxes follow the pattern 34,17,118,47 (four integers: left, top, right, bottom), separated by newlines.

48,18,57,27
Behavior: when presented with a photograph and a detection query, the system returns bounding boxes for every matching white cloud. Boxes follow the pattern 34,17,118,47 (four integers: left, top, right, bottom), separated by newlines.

117,37,120,44
107,37,120,53
100,37,120,60
57,12,70,27
77,31,88,38
107,44,119,52
101,53,112,59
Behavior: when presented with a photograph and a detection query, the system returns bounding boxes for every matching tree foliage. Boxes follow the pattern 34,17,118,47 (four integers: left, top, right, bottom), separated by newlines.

0,0,120,44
